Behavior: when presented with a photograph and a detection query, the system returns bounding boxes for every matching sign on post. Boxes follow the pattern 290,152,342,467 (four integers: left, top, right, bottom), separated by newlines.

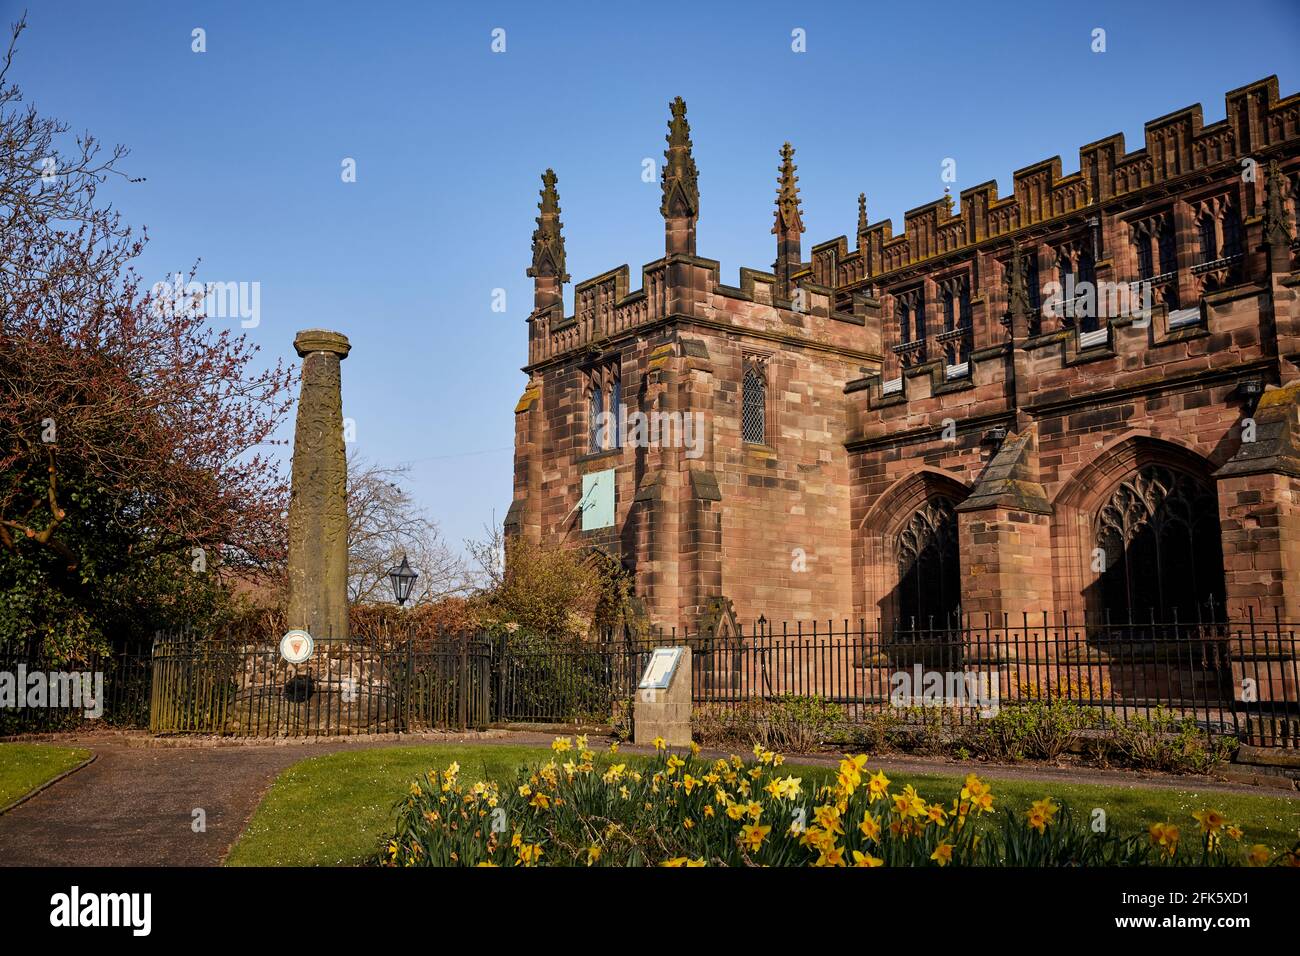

639,646,685,690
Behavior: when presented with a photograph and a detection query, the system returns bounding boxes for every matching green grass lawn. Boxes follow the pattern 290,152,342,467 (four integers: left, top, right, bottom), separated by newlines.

0,743,91,808
227,744,1300,866
225,745,558,866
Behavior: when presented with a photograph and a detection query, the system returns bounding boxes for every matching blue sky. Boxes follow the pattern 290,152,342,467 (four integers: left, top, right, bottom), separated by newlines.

10,0,1299,553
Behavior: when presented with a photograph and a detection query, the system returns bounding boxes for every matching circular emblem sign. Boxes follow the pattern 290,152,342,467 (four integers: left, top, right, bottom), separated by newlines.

279,629,314,664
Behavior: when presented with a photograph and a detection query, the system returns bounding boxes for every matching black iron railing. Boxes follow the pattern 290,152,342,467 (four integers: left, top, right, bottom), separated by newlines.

484,614,1299,749
2,614,1297,747
0,644,152,736
148,634,491,736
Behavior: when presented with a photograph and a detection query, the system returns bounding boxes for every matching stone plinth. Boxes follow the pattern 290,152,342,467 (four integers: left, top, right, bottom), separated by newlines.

287,329,351,642
633,647,692,748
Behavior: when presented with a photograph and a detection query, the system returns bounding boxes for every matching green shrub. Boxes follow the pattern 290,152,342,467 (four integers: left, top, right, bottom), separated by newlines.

1109,707,1238,774
692,695,845,753
961,700,1095,763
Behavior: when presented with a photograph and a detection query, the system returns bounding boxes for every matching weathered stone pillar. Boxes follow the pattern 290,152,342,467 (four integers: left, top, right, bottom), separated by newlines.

1214,380,1300,621
287,329,351,641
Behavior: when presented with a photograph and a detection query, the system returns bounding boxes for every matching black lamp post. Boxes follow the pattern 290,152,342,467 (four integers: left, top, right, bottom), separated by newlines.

388,556,418,607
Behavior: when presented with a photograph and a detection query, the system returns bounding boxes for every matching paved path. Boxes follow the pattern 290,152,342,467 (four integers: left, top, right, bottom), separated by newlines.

0,733,520,867
0,731,1291,867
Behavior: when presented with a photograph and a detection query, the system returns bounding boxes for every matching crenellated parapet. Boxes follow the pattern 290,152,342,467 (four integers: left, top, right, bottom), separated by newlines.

837,75,1300,411
829,76,1299,295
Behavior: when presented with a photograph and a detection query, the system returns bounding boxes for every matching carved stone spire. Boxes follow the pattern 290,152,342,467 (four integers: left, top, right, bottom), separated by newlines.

660,96,700,256
772,142,805,300
527,168,568,312
857,192,868,239
1262,159,1294,274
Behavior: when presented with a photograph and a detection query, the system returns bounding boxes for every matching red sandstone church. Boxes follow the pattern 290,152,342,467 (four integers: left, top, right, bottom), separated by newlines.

505,78,1300,639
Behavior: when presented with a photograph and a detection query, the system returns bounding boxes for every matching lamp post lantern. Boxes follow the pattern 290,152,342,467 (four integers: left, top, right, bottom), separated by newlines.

388,556,418,607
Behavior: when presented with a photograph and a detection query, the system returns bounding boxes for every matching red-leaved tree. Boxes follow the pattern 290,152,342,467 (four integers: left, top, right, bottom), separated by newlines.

0,13,294,594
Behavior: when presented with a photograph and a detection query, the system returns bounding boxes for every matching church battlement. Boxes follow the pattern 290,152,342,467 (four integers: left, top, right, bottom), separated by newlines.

822,76,1298,291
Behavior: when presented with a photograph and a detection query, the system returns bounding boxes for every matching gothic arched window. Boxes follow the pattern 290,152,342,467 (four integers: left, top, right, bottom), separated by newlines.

1136,234,1154,280
1094,465,1226,623
1222,207,1243,258
1157,216,1178,274
588,386,605,454
742,362,766,444
610,378,622,449
1025,253,1041,312
1198,215,1218,264
1077,248,1098,332
895,496,961,633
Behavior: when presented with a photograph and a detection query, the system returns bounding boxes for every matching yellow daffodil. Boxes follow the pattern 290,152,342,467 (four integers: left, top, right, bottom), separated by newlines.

766,775,802,800
960,773,986,800
931,842,954,866
586,845,601,865
1247,844,1271,866
814,804,844,836
859,811,882,842
1192,809,1227,835
551,737,572,753
1026,797,1058,833
892,784,927,819
1149,822,1180,857
867,769,891,803
653,737,666,751
815,845,847,867
740,823,771,851
517,843,544,865
853,850,884,867
839,754,869,787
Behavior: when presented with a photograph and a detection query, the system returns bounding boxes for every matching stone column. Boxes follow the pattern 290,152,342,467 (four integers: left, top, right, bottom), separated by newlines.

287,329,351,642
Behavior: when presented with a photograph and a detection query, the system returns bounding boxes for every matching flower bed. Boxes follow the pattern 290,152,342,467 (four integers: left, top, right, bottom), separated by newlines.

382,737,1299,867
